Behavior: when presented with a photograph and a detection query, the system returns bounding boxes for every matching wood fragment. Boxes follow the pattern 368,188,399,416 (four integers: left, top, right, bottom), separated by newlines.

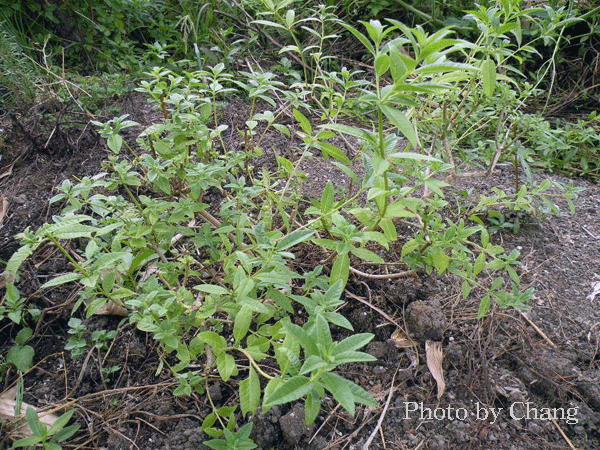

517,309,556,348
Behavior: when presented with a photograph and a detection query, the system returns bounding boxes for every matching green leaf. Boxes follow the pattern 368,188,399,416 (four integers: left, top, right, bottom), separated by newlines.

320,372,356,415
380,105,417,147
293,109,312,134
299,355,328,375
317,142,351,165
277,229,315,251
473,252,486,276
320,182,334,213
263,376,313,406
431,249,450,274
234,305,253,343
380,218,397,241
7,345,34,372
282,321,318,356
48,409,76,436
330,253,350,287
461,280,471,299
351,247,384,264
40,272,83,289
478,294,491,319
481,228,490,247
482,58,497,98
240,366,261,416
194,284,230,295
252,19,286,30
216,352,237,382
374,53,390,77
12,436,43,448
304,391,321,425
107,133,123,154
341,23,375,55
321,123,371,141
333,333,374,355
197,331,227,351
25,407,45,437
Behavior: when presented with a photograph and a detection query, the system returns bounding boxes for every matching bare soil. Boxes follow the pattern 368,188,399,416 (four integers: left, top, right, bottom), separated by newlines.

1,93,599,450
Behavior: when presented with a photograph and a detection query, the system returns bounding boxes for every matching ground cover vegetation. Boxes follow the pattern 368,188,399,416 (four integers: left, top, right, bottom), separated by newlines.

1,0,599,448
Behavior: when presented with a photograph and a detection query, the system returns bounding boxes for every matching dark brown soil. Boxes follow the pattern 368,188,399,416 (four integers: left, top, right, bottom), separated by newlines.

1,94,599,450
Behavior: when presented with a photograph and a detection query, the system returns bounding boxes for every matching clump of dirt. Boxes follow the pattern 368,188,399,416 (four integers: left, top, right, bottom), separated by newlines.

1,97,599,450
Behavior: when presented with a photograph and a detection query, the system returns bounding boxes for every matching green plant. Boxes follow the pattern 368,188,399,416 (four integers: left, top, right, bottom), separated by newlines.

11,408,80,450
65,318,88,359
204,422,257,450
1,3,588,446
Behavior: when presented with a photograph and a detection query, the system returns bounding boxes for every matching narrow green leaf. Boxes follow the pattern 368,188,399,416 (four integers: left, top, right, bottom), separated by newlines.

473,252,486,276
234,305,253,343
194,284,230,295
264,376,313,406
293,109,312,134
25,407,44,437
351,247,384,264
252,19,286,30
380,105,417,147
380,217,397,241
320,182,334,213
482,58,497,98
333,333,374,355
320,372,356,415
277,229,315,251
304,391,321,425
40,273,82,289
240,366,261,416
48,409,76,436
478,295,491,319
331,253,350,288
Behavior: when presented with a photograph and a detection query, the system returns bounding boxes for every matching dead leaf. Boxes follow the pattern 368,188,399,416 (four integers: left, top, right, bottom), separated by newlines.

92,301,128,316
389,327,419,348
0,196,7,228
0,387,59,437
425,340,445,400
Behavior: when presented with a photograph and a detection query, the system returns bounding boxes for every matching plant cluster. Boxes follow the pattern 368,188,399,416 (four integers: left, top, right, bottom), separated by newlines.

0,0,589,448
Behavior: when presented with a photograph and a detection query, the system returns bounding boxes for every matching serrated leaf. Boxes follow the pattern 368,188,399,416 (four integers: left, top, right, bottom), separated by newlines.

478,294,491,319
197,331,227,351
333,333,374,355
473,252,486,276
380,217,397,241
194,284,230,295
320,372,355,415
263,376,312,406
40,272,83,289
234,305,253,343
304,391,321,425
351,247,384,263
482,58,496,98
277,229,315,251
240,366,261,416
216,352,237,382
293,109,312,134
431,248,450,274
380,105,417,147
331,253,350,287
